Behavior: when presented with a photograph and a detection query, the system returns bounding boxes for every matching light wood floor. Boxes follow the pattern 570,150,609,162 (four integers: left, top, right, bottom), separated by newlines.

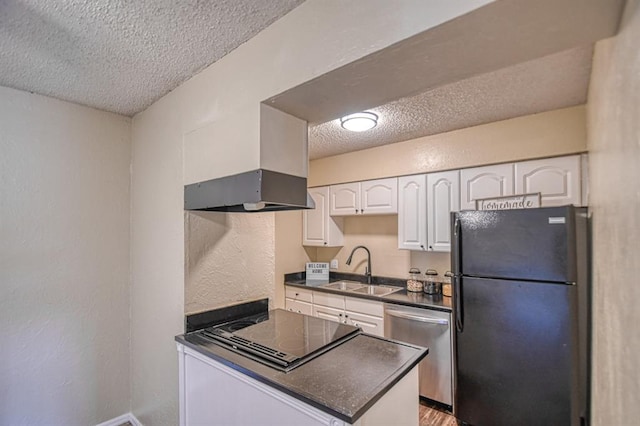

118,403,455,425
419,401,458,426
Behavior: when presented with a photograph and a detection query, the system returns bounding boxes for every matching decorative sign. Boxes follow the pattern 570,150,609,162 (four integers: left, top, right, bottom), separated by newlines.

306,262,329,282
476,193,541,211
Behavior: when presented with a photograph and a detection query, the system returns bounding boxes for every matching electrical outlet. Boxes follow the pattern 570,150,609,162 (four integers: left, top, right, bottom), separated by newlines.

330,259,338,269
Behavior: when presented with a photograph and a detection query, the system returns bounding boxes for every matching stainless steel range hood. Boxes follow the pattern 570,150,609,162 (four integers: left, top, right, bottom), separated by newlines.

184,104,314,213
184,169,314,212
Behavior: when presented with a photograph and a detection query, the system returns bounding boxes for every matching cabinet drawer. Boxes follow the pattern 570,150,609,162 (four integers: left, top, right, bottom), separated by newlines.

285,299,313,316
313,292,345,309
345,296,384,317
285,287,313,303
347,311,384,337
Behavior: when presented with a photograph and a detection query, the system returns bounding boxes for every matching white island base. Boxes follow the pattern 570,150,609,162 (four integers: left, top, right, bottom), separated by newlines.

177,344,420,426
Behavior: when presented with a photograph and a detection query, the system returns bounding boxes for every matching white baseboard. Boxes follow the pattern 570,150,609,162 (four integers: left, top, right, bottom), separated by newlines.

96,412,142,426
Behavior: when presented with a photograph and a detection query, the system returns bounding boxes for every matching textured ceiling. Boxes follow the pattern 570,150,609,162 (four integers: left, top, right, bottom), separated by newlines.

308,45,593,160
0,0,305,116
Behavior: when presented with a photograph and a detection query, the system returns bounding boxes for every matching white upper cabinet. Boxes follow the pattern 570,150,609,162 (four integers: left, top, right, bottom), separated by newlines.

398,174,427,250
330,178,397,216
329,182,359,215
360,178,398,215
427,170,460,252
303,186,344,247
515,155,582,206
460,164,514,210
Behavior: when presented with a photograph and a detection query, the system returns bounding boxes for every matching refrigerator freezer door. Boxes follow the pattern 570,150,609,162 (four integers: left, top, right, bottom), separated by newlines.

455,276,580,426
455,206,577,283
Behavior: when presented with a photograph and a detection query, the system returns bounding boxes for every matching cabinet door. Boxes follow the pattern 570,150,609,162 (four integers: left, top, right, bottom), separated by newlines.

312,305,345,324
330,183,360,215
515,155,582,206
345,296,384,318
285,286,313,303
427,170,460,252
460,164,514,210
303,187,328,246
347,311,384,337
285,299,313,316
398,174,427,250
360,178,398,215
303,187,343,247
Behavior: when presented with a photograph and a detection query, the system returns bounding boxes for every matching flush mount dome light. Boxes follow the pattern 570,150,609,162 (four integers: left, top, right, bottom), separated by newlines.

340,112,378,132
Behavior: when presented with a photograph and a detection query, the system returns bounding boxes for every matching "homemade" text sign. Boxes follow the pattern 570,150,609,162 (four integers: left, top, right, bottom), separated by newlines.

476,193,541,211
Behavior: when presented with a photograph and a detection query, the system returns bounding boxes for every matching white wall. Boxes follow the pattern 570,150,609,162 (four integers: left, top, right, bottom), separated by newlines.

130,1,492,424
185,212,275,315
0,86,131,425
130,92,185,426
587,0,640,423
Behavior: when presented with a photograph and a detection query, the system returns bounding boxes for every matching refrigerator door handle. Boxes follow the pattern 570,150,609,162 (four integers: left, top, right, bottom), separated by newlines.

452,213,464,332
454,275,463,332
452,215,462,275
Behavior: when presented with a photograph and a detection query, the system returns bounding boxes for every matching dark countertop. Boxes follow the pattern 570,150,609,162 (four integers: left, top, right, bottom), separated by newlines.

176,331,427,424
285,272,452,313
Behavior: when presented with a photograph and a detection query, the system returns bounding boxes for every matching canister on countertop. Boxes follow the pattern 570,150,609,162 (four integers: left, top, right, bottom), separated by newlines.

423,269,442,295
406,268,424,292
442,271,453,297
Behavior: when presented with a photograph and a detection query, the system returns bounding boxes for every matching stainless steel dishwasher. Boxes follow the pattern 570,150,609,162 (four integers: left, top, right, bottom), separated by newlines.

384,304,453,407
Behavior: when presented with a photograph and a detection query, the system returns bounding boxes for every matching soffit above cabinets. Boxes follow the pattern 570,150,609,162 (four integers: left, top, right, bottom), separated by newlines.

0,0,305,116
308,45,593,160
265,0,624,160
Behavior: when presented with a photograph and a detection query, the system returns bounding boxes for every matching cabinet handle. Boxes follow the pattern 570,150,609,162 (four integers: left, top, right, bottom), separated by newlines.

355,208,358,214
429,245,433,250
295,293,299,296
353,323,359,327
361,209,364,214
420,245,424,250
324,242,327,245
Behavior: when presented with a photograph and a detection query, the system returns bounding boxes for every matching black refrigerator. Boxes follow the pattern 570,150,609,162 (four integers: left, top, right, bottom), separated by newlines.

452,206,590,426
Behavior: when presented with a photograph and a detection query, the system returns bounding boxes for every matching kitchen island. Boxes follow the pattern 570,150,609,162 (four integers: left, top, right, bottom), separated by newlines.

176,306,427,425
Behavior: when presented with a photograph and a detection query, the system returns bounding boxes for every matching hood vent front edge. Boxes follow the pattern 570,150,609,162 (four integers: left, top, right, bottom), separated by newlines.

184,169,315,213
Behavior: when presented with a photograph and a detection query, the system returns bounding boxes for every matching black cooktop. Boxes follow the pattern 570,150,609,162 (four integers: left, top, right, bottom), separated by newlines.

200,309,360,371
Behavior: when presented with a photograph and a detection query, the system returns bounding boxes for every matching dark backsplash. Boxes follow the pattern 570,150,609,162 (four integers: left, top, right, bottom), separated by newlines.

185,298,269,332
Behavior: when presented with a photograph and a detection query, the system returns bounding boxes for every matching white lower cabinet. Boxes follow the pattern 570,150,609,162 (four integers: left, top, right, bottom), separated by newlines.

312,291,385,337
286,298,313,315
177,343,419,426
285,286,385,337
313,304,344,323
346,311,384,336
285,287,314,315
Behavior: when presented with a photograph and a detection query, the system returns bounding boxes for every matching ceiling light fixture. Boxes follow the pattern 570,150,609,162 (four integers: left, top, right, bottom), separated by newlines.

340,112,378,132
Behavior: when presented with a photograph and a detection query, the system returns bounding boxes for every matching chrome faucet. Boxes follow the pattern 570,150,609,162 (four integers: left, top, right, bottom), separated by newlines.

346,245,372,284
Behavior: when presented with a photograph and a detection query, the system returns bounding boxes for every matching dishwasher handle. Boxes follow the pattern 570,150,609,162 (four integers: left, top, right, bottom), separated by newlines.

385,309,449,325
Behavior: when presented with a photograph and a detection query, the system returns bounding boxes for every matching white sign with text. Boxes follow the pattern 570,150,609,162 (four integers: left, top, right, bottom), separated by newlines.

476,193,541,211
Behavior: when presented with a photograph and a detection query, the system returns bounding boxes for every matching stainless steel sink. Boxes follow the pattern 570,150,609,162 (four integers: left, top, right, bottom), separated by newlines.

319,281,366,291
319,281,402,297
351,284,403,297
